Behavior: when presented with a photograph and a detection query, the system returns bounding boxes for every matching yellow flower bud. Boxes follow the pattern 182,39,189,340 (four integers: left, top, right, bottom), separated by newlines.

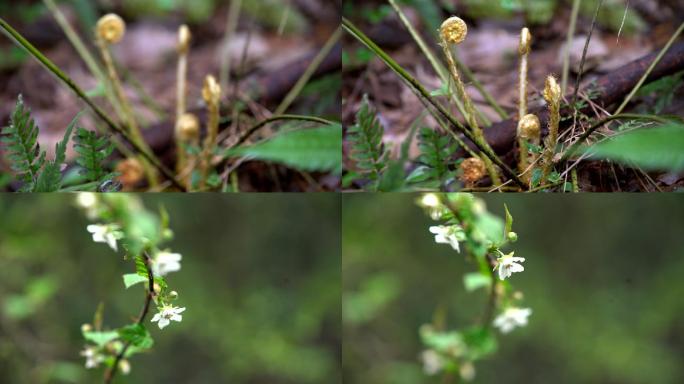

202,75,221,105
96,14,126,44
178,24,191,54
519,27,531,55
176,113,200,142
518,114,540,140
440,16,467,45
459,157,486,184
543,75,561,105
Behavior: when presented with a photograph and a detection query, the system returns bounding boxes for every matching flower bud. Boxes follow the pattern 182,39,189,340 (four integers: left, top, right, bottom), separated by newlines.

153,282,161,293
169,290,179,300
178,25,191,54
507,231,518,242
519,27,531,55
81,323,93,333
202,75,221,105
119,359,131,375
459,157,486,184
543,75,561,105
440,16,467,45
176,113,200,142
513,291,524,300
518,114,540,140
97,14,126,44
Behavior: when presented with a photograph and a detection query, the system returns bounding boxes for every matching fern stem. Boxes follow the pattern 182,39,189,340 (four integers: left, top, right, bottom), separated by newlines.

614,21,684,115
0,17,184,190
274,26,342,115
343,17,525,188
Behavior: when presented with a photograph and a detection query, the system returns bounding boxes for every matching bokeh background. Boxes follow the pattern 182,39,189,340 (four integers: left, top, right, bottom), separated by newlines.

343,194,684,383
0,194,340,383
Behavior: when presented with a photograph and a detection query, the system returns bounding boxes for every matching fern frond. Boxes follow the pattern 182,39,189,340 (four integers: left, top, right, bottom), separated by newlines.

347,95,388,191
73,127,116,184
0,95,46,191
406,128,458,189
34,112,81,192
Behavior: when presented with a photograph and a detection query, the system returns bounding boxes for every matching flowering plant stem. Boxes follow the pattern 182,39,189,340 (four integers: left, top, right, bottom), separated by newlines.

104,252,155,384
0,17,185,190
342,18,526,189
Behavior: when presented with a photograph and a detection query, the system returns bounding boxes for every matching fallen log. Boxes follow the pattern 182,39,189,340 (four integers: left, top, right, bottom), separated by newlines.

478,41,684,156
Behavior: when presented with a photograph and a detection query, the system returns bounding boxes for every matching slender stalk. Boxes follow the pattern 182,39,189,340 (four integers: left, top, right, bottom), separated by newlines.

342,18,526,188
561,0,582,94
220,0,242,91
41,0,125,120
274,26,341,115
440,38,501,185
103,252,154,384
0,17,184,190
199,76,221,190
614,21,684,115
96,35,158,187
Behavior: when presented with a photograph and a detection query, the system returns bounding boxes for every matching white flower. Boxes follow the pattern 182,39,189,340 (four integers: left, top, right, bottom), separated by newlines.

429,225,461,252
151,305,185,329
494,251,525,280
421,350,444,375
493,307,532,333
151,251,182,276
87,224,122,251
80,345,104,369
419,194,445,219
76,192,97,209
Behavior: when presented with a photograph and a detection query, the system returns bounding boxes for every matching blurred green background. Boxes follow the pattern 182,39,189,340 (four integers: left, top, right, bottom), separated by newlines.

0,194,340,383
343,194,684,384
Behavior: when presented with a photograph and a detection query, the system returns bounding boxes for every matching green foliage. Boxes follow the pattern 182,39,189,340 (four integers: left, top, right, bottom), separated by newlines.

34,114,78,192
463,272,491,292
83,330,119,347
1,95,46,191
346,95,388,191
118,324,154,349
1,96,116,192
123,273,148,289
588,123,684,171
227,123,342,174
343,273,401,325
636,72,684,114
73,127,117,184
406,128,458,189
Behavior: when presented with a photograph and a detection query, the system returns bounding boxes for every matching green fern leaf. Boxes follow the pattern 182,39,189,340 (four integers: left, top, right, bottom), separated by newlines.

347,95,388,191
34,112,81,192
0,95,46,191
406,127,458,188
73,127,116,183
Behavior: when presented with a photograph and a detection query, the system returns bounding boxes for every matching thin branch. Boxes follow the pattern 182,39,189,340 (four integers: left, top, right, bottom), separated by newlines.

103,252,155,384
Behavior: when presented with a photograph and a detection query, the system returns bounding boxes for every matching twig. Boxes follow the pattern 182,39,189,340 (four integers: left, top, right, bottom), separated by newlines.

561,0,582,94
103,252,155,384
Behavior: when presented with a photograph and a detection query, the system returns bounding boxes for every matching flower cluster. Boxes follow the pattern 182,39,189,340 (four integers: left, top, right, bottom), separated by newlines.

417,193,532,381
75,193,186,376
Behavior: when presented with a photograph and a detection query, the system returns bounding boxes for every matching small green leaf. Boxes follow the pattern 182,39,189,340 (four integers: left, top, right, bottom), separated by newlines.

463,272,491,292
122,273,148,289
226,123,342,174
588,124,684,171
83,330,119,347
463,326,497,359
118,323,153,349
503,204,513,240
